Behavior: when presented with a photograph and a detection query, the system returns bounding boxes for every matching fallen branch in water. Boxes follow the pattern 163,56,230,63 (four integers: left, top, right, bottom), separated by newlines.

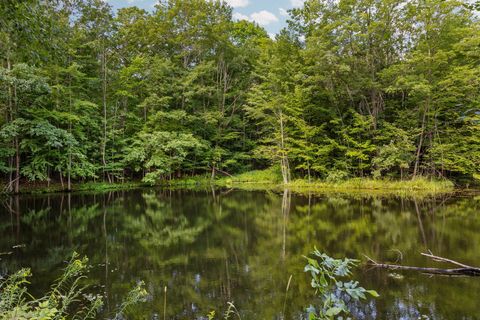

364,252,480,277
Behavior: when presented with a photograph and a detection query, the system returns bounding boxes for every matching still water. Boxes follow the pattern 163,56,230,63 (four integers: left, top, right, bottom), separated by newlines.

0,188,479,319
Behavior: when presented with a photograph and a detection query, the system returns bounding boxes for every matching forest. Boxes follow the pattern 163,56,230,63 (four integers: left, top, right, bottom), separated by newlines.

1,0,480,193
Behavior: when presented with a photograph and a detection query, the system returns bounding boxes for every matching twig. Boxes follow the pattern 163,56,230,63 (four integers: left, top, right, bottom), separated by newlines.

421,251,474,269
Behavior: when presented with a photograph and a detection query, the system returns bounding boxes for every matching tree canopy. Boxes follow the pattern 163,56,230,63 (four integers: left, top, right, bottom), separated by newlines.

0,0,479,191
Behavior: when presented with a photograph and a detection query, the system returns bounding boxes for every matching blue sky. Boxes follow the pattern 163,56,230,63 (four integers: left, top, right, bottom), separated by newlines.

107,0,306,35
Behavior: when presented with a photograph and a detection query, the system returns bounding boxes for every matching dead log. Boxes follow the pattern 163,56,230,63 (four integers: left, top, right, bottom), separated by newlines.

365,253,480,277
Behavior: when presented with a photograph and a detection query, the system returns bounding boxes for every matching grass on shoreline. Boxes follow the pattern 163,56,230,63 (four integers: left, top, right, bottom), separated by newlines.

286,177,454,192
217,167,455,193
14,181,146,195
9,167,456,195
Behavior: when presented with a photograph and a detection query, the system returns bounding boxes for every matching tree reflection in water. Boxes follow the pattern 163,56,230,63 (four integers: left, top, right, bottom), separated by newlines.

0,189,479,319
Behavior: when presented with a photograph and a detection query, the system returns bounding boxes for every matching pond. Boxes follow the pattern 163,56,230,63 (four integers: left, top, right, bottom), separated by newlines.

1,188,479,319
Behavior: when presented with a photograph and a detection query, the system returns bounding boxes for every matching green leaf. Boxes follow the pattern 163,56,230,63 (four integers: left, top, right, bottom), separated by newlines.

325,307,343,316
367,290,380,298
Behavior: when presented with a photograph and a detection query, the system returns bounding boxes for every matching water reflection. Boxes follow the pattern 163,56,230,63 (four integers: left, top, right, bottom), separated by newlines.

0,189,479,319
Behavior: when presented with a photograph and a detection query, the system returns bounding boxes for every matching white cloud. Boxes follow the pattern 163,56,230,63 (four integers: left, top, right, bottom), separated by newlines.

279,8,288,17
232,10,279,26
127,0,144,3
250,10,278,26
232,12,250,21
225,0,250,8
290,0,305,7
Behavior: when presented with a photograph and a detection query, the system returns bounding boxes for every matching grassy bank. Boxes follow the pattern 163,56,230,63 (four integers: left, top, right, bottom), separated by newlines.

215,167,454,192
15,181,147,195
214,167,456,195
286,177,454,192
9,167,456,195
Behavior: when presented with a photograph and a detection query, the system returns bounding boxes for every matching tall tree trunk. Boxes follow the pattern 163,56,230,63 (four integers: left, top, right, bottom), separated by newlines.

67,64,72,191
67,153,72,191
59,170,64,190
307,161,311,183
14,137,20,194
101,47,111,183
211,165,216,181
279,110,290,184
13,68,19,194
413,105,427,178
8,156,13,192
6,56,14,192
414,35,433,179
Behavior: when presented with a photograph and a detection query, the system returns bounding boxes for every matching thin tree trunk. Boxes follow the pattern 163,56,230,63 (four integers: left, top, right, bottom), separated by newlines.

13,77,19,194
7,56,13,192
413,104,427,178
279,110,290,184
68,64,72,191
59,170,64,190
307,167,311,183
14,137,20,194
7,56,19,194
211,165,216,181
414,38,432,178
8,156,13,192
67,154,71,191
101,47,111,183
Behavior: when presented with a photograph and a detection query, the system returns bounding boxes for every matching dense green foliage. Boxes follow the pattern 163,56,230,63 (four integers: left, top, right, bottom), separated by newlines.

1,0,479,192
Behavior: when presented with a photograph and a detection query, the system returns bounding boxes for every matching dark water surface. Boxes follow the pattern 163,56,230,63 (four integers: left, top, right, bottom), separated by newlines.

1,188,479,319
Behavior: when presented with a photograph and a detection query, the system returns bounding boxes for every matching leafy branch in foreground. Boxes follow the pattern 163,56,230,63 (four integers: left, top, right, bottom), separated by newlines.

0,252,147,319
304,249,379,319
